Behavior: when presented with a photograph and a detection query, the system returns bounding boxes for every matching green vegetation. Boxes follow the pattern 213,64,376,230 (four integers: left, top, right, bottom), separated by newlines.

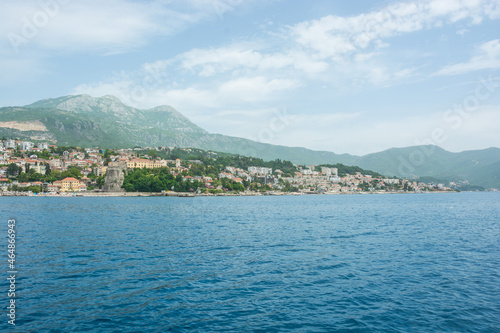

457,184,485,191
7,164,92,184
33,149,52,160
6,163,22,177
45,166,83,182
8,184,43,193
136,147,298,176
316,163,385,178
122,167,246,193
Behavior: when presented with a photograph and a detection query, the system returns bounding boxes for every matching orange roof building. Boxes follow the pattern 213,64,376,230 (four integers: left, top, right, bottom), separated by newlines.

61,177,81,192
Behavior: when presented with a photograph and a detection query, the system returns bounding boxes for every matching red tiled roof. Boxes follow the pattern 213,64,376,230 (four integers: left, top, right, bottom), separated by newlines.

62,177,79,182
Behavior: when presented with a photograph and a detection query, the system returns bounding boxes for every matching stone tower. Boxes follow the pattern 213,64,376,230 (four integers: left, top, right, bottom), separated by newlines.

102,161,127,192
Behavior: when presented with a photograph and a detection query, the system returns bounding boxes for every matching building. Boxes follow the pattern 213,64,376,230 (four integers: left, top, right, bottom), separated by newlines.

321,167,338,177
126,158,163,169
30,163,46,175
20,142,35,151
49,159,63,169
218,172,233,179
47,184,60,192
248,166,272,175
4,140,16,149
37,142,50,150
61,177,81,192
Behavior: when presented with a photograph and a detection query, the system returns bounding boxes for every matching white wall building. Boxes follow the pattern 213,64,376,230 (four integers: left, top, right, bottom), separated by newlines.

321,167,338,177
4,140,16,149
37,142,50,150
248,166,272,175
20,142,35,151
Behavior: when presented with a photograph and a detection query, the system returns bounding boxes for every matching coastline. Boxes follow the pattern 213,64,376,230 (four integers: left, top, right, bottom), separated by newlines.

0,190,457,197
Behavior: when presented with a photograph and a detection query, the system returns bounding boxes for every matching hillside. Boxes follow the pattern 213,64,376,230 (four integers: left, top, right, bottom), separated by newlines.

0,95,355,163
353,146,500,188
1,94,499,188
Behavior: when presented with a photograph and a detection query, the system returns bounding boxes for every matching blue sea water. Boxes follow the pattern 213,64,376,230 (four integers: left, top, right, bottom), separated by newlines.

1,192,499,332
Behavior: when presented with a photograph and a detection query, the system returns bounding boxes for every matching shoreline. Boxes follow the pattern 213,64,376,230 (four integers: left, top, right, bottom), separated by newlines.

0,190,459,197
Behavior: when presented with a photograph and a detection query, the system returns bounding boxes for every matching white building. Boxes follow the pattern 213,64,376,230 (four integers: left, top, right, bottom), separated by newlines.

321,167,338,177
248,166,272,175
302,169,313,175
218,172,234,179
20,141,35,151
4,140,16,149
37,142,50,150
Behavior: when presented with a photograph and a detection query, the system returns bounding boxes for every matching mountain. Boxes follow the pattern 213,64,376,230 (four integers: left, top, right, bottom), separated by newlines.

0,94,355,163
1,95,499,188
353,146,500,188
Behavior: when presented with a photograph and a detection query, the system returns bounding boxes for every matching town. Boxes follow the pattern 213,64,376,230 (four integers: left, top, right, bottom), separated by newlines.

0,139,455,196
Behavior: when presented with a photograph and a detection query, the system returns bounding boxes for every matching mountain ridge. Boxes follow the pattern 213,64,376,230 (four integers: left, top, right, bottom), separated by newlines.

1,94,499,188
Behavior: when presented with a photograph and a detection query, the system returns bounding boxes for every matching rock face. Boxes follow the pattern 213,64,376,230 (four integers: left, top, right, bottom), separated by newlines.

102,162,127,192
0,120,48,131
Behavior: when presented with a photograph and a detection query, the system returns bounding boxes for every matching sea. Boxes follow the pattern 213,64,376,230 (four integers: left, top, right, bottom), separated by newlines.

1,192,499,332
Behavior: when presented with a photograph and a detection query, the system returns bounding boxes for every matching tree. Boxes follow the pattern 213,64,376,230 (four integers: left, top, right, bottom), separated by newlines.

62,166,82,179
123,183,135,192
35,149,51,160
96,176,105,189
147,149,158,159
190,163,205,176
44,162,51,175
6,163,21,178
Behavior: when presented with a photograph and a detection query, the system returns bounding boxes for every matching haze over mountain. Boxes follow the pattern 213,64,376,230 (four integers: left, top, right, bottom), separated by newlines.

1,95,499,188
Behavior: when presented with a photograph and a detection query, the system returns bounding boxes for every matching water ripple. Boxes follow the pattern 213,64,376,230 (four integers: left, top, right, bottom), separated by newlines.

1,193,499,332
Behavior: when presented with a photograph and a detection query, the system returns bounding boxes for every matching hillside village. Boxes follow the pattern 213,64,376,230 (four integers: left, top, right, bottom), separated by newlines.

0,139,456,196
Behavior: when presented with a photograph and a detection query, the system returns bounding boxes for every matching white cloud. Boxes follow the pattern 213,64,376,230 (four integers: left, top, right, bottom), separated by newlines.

0,0,255,55
290,0,499,60
58,0,500,102
267,105,500,155
73,75,301,113
434,39,500,75
178,44,329,76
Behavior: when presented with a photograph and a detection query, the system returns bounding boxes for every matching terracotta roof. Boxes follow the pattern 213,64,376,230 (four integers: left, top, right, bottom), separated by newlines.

62,177,79,182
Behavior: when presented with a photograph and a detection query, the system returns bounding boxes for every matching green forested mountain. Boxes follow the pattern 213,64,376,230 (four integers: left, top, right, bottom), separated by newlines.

0,95,356,163
353,146,500,188
1,95,499,188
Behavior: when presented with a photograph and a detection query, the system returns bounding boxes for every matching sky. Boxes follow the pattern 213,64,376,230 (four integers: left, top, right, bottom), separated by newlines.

1,0,500,155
